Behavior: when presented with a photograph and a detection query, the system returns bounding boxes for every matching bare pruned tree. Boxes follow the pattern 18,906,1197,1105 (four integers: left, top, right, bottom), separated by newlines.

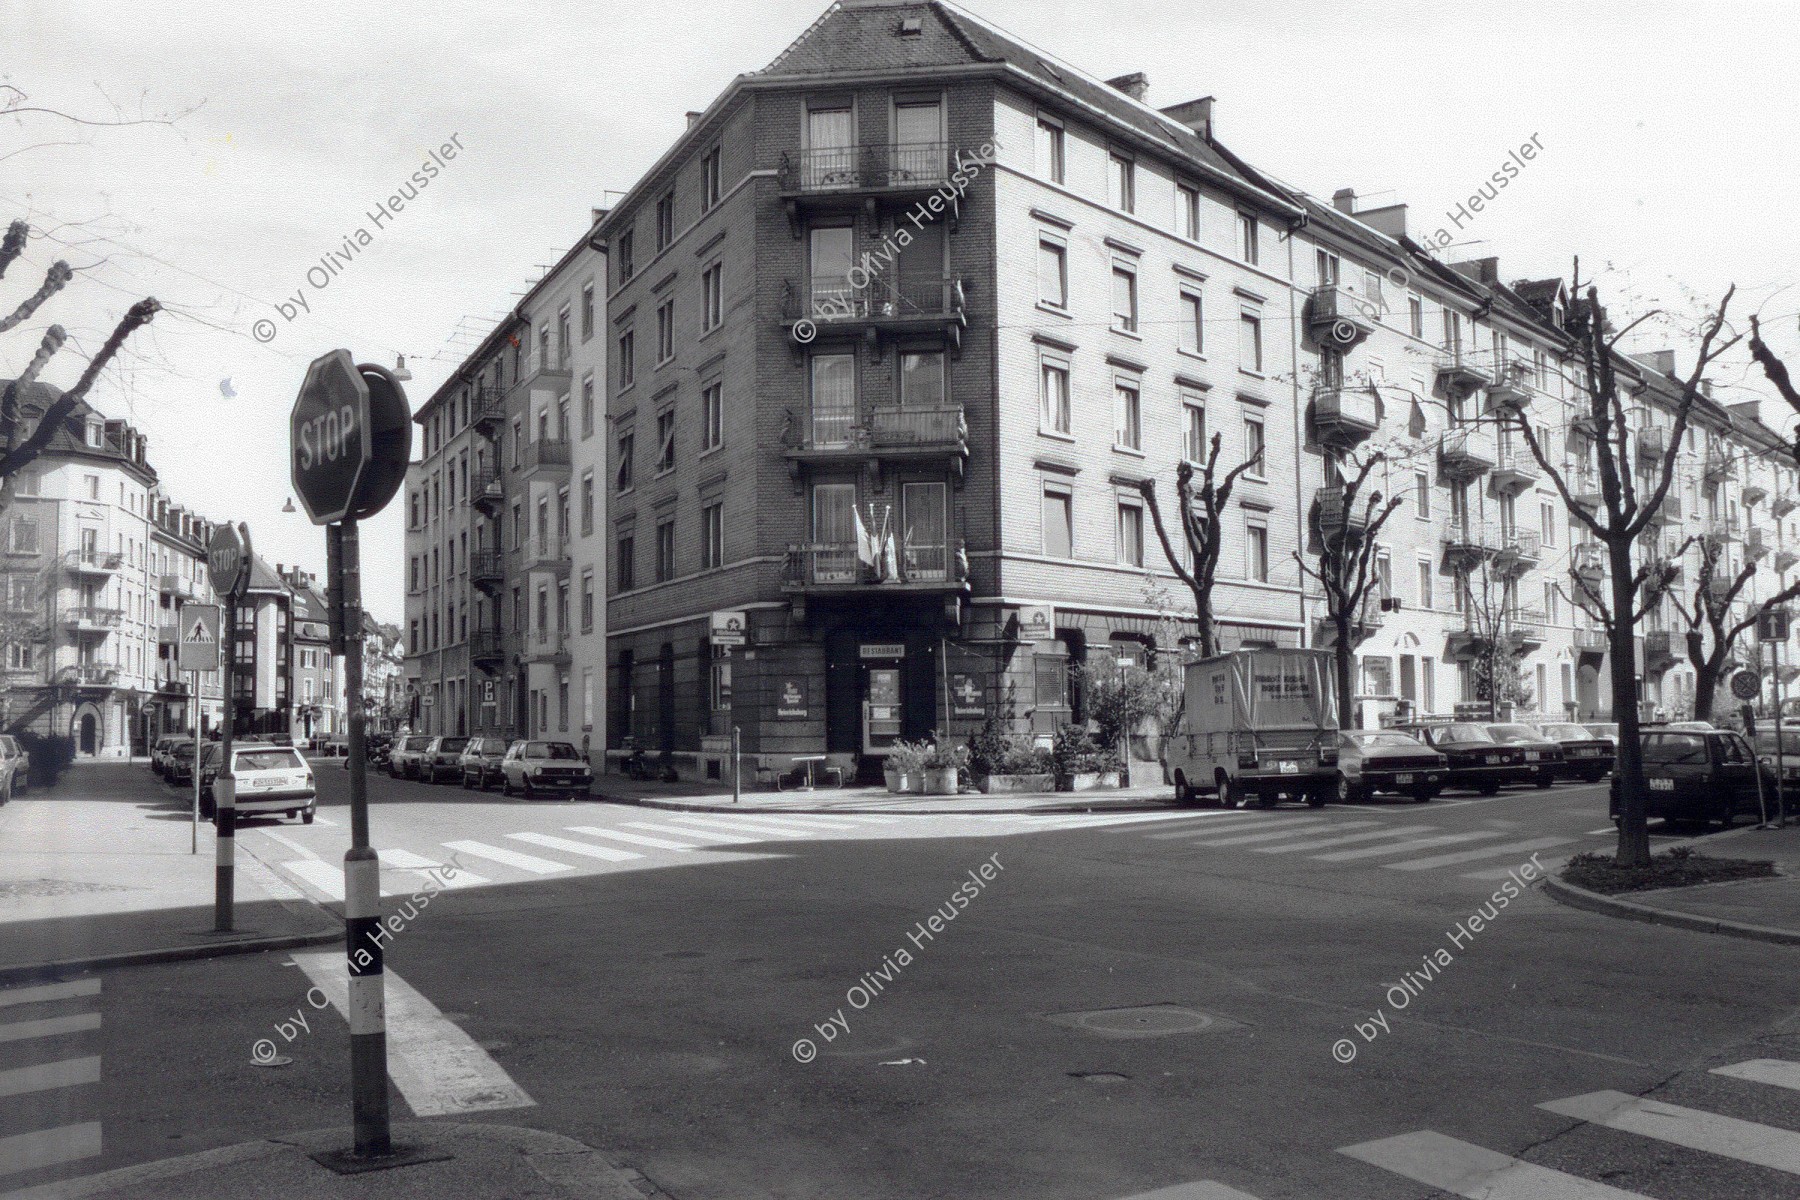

1137,433,1257,658
1669,532,1800,722
1510,262,1742,867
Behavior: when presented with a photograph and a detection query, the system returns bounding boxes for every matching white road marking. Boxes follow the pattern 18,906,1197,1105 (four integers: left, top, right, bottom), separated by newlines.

259,828,320,859
507,831,640,863
1188,820,1382,848
717,813,849,835
1250,825,1440,854
664,814,820,839
0,979,99,1009
564,825,694,851
1339,1130,1648,1198
1311,831,1505,863
1712,1059,1800,1091
1142,816,1301,840
1540,1089,1800,1174
1384,836,1576,871
282,859,346,900
293,952,533,1118
441,840,574,875
0,1122,103,1181
1102,812,1251,832
734,814,872,831
378,848,490,888
1114,1181,1267,1199
1584,827,1620,836
0,1055,100,1099
624,820,747,845
0,1013,101,1044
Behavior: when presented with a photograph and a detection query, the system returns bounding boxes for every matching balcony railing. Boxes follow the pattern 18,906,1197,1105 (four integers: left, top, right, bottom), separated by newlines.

1744,480,1770,507
65,550,122,575
1574,628,1608,653
469,629,505,664
521,439,571,473
1435,348,1493,395
1490,442,1539,491
158,573,194,598
783,539,967,590
1635,426,1667,462
1507,610,1546,648
523,537,570,572
1747,529,1771,560
64,606,123,631
471,386,506,434
1441,518,1499,557
1779,549,1800,574
783,275,967,328
59,663,117,687
1315,485,1369,539
1437,426,1496,477
1495,528,1542,568
1484,360,1532,411
777,141,955,194
1306,285,1380,348
472,468,505,509
471,551,505,585
1704,448,1736,482
1644,629,1679,668
867,405,967,451
1310,385,1382,447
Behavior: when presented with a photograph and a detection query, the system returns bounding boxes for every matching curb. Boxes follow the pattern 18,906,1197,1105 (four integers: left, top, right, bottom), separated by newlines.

603,793,1177,817
1541,873,1800,947
0,1121,658,1200
0,927,343,987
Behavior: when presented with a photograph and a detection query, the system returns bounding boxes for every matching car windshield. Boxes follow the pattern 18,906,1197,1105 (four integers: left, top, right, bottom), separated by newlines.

405,738,432,750
1488,725,1540,742
1585,723,1618,738
0,737,19,755
1540,724,1589,740
437,738,469,753
1347,732,1422,748
237,748,304,771
523,742,582,760
1434,724,1494,744
173,744,196,759
1754,730,1800,755
1643,733,1709,765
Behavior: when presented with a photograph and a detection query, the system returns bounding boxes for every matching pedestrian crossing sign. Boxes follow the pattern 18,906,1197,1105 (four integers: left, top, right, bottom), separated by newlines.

177,603,222,672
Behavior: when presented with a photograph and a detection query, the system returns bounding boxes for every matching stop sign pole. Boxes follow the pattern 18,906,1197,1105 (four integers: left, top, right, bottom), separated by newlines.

291,350,413,1167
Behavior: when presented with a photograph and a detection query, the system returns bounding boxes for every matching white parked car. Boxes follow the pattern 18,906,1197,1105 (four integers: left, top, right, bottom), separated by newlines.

199,743,316,824
499,740,593,798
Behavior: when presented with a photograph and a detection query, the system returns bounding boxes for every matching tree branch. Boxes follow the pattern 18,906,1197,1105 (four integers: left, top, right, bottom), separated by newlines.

0,259,74,333
0,299,158,478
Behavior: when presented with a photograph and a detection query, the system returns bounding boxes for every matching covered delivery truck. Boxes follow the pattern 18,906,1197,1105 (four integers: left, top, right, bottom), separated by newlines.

1169,648,1339,807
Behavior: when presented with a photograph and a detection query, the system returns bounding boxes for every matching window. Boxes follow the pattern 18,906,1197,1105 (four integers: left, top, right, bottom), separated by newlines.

710,650,732,713
618,330,635,388
581,283,594,340
1108,151,1135,213
1035,115,1064,183
617,229,634,281
616,534,635,591
1238,311,1263,373
1246,521,1269,582
1176,182,1200,241
580,472,595,536
1541,500,1556,547
615,431,636,494
900,350,944,407
1408,295,1424,339
701,146,721,210
701,502,723,569
1236,213,1259,264
1043,486,1073,558
557,307,571,368
1114,380,1141,451
655,191,674,251
1179,289,1203,354
701,381,723,451
1037,239,1067,308
1243,416,1265,475
9,518,37,554
1111,264,1138,334
701,263,723,331
809,353,856,447
656,409,675,474
580,374,595,439
1117,501,1145,567
1417,559,1434,608
83,474,99,500
1545,581,1560,625
1184,396,1207,462
655,518,675,583
1316,250,1340,286
655,300,674,364
1040,357,1071,435
1415,471,1431,518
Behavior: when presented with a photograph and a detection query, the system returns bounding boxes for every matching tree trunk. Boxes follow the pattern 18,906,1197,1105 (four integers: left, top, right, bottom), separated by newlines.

1334,616,1355,731
1608,537,1650,867
1693,658,1720,722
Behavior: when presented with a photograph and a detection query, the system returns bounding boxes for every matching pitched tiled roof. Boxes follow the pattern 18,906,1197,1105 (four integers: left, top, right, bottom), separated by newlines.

0,379,154,479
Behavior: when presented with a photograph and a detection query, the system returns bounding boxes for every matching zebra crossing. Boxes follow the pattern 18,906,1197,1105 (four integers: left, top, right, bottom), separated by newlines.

1099,808,1582,880
1124,1057,1800,1199
0,978,103,1190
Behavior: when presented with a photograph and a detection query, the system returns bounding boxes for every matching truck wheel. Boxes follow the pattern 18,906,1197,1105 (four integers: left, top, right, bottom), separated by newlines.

1173,775,1197,808
1216,772,1241,809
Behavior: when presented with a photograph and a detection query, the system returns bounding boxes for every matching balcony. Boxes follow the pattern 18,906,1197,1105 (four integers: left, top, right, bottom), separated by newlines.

156,676,189,699
65,550,122,578
1570,476,1604,517
158,573,194,599
513,350,573,397
783,539,969,596
520,439,571,479
472,468,505,515
1574,628,1609,654
1493,529,1542,577
1445,621,1497,662
58,663,117,688
1506,610,1546,653
1776,496,1798,519
157,622,179,645
64,606,123,635
522,536,571,576
526,632,571,667
776,142,962,233
1437,426,1496,480
1644,629,1679,672
788,405,970,485
471,551,505,593
471,386,507,437
1635,426,1667,463
1704,576,1737,606
1434,349,1493,397
1489,442,1539,494
1778,549,1799,573
1314,485,1370,543
1747,529,1772,561
1644,489,1682,527
1702,519,1740,547
1572,544,1607,588
1441,518,1498,565
1744,481,1769,507
1704,448,1736,483
1484,362,1531,414
1313,597,1385,648
1305,285,1381,350
780,275,968,354
469,628,505,671
1309,385,1382,449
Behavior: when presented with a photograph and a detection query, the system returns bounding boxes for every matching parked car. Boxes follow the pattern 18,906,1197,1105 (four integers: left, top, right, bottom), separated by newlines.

499,740,593,797
266,733,295,748
421,736,470,783
458,737,510,790
198,742,316,824
1485,723,1565,788
150,735,184,777
1752,728,1800,809
1535,722,1614,782
0,735,30,794
1392,723,1532,795
1610,728,1776,828
1585,722,1620,742
1334,730,1446,803
166,741,199,787
316,734,349,757
387,735,434,780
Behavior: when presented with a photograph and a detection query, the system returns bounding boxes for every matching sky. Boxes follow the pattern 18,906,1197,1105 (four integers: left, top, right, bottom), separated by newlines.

7,0,1800,625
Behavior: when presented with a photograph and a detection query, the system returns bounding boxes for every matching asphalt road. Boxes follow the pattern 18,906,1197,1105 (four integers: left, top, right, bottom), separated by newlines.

7,763,1800,1199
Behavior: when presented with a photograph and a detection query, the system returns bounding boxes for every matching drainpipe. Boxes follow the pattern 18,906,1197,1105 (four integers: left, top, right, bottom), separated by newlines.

1286,225,1308,646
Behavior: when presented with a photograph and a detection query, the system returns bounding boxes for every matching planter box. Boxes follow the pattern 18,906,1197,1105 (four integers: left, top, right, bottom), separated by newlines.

1059,771,1122,792
1126,761,1164,789
976,772,1055,795
885,771,917,794
921,767,960,795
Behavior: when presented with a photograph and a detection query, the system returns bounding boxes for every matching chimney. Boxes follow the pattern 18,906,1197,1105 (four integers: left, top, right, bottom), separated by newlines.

1729,399,1760,422
1357,203,1409,241
1332,188,1356,215
1451,257,1500,285
1700,380,1714,399
1629,349,1677,377
685,111,703,128
1159,96,1213,141
1105,72,1149,103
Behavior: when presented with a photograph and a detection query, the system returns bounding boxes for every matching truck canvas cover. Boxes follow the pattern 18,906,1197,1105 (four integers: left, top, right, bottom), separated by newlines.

1186,649,1337,732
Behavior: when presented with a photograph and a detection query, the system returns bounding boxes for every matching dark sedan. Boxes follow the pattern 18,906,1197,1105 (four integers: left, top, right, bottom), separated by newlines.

1393,723,1532,795
1537,722,1614,782
1753,728,1800,810
1611,728,1775,828
1485,723,1564,788
1335,731,1446,803
459,737,511,790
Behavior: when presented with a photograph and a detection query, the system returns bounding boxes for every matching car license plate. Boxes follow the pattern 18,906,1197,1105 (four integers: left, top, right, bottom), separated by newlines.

1650,778,1674,791
1576,748,1595,757
1524,751,1539,762
1396,774,1413,785
1486,754,1502,764
1278,761,1298,774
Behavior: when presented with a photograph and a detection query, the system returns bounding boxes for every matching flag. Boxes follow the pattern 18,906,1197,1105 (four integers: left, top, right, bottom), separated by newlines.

855,504,878,574
883,516,901,582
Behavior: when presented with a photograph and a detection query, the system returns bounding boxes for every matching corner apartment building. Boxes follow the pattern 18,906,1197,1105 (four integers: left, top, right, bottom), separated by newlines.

280,567,342,741
404,215,606,745
149,500,227,739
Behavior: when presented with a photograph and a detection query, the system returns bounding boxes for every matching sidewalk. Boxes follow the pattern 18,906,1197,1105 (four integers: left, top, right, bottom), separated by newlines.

593,774,1181,815
0,763,338,982
1544,821,1800,947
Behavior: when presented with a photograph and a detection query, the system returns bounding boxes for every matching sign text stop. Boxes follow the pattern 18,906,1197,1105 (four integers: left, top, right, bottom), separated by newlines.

291,350,371,525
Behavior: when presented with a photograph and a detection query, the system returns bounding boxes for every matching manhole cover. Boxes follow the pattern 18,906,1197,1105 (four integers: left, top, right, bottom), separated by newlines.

1069,1071,1130,1083
1043,1004,1242,1040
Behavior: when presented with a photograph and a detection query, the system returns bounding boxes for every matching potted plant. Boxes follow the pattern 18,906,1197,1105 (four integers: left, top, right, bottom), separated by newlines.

884,739,928,793
919,738,969,795
987,742,1054,793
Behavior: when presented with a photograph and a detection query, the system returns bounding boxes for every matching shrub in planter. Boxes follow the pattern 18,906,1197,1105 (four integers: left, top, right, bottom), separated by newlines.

884,738,929,793
919,737,969,795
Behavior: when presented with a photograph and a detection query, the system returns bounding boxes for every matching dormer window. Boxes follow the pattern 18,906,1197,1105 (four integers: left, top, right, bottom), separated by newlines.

85,421,103,448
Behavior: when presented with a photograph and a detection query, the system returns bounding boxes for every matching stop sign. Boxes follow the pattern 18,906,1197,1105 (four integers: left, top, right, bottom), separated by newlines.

207,521,251,599
291,350,371,525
